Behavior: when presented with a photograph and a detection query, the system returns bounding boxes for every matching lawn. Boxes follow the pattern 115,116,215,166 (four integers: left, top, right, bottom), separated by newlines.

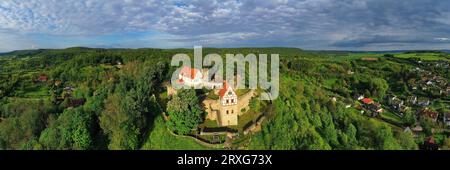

141,116,209,150
16,84,49,98
330,53,383,61
198,119,220,129
394,53,449,61
380,111,404,126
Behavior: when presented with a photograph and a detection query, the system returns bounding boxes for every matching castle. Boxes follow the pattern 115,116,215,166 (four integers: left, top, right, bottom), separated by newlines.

170,67,254,127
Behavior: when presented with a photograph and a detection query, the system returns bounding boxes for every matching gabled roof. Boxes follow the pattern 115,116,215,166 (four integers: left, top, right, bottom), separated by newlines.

361,98,374,104
418,108,439,120
219,81,235,98
38,74,48,81
179,66,201,79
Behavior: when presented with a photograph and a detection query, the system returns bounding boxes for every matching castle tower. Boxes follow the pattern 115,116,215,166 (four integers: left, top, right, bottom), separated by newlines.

217,82,238,126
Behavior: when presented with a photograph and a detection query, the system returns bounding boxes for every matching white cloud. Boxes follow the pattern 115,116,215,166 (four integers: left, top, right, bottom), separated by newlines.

0,0,450,51
434,37,449,41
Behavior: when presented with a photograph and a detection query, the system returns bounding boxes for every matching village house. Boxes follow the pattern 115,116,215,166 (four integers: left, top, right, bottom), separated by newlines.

407,96,417,105
360,98,383,117
116,61,123,69
37,74,48,82
64,86,75,94
417,98,430,106
361,98,374,105
443,112,450,126
388,96,404,108
387,95,409,115
353,94,364,101
422,137,439,150
410,125,423,138
54,80,62,86
417,108,439,122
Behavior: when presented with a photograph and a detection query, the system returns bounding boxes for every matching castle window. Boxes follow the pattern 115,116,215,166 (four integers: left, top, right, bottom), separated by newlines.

226,99,229,104
231,110,234,114
226,110,229,114
231,99,234,103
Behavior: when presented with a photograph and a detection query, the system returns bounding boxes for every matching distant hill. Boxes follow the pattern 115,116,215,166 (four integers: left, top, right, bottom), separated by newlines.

0,47,306,59
0,49,45,57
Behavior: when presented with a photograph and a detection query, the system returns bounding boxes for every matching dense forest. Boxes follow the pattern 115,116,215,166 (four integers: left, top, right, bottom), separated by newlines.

0,47,449,150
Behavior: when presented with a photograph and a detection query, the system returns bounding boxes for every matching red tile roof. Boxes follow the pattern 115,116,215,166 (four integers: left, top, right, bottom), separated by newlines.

177,79,184,84
419,109,439,120
361,98,374,104
38,74,48,81
426,137,435,144
219,81,230,98
179,66,200,79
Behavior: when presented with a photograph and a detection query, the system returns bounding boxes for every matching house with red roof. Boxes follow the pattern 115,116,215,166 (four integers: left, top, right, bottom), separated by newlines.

417,108,439,122
37,74,48,82
359,97,383,117
361,98,374,104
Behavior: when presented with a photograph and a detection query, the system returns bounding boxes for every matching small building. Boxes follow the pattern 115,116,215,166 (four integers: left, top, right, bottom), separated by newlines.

422,137,439,150
361,98,374,105
407,96,417,105
64,86,75,93
353,94,364,101
417,108,439,122
388,96,404,111
54,80,62,86
411,125,423,138
116,61,123,69
417,98,430,106
37,74,48,82
443,112,450,126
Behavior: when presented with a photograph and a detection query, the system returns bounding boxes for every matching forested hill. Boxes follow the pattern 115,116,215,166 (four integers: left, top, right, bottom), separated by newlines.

0,47,449,150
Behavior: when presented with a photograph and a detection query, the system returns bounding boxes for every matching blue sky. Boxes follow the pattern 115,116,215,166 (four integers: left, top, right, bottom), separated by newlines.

0,0,449,52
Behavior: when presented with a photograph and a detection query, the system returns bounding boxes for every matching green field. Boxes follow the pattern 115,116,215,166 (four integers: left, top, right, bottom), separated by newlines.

394,52,449,61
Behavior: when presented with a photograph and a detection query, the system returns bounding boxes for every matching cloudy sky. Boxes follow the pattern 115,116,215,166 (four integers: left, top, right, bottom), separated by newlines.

0,0,449,52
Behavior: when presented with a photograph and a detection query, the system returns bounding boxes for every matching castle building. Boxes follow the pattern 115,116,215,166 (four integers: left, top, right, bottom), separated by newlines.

177,66,222,89
217,82,238,126
178,66,203,86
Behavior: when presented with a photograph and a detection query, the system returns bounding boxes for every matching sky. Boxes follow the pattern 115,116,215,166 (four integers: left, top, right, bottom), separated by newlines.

0,0,449,52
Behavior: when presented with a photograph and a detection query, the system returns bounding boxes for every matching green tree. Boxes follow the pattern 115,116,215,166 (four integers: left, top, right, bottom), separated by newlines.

38,108,93,150
166,89,203,135
371,78,389,99
403,110,416,127
99,93,143,150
